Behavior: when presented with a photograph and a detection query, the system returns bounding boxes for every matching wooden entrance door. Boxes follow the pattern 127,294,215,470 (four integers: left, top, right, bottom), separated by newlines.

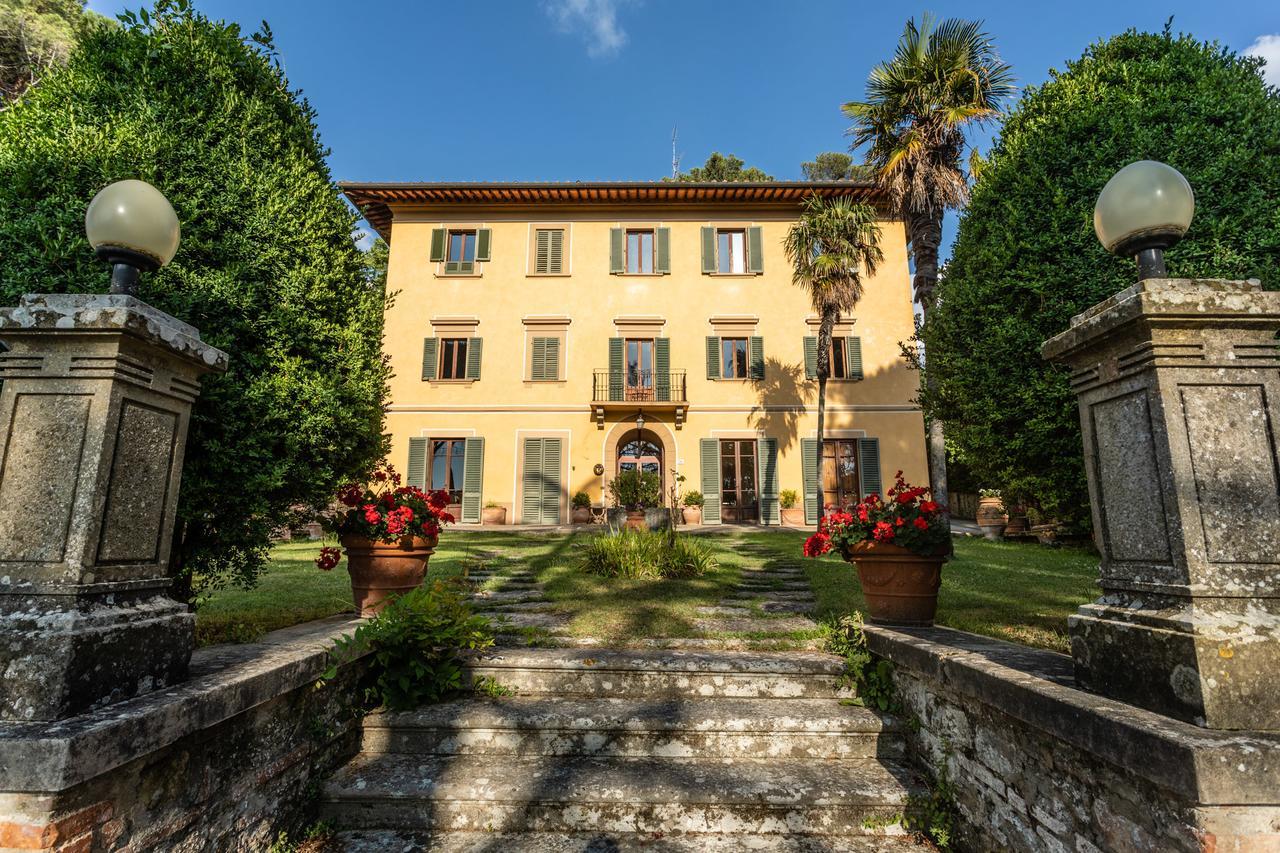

822,440,861,509
720,439,759,523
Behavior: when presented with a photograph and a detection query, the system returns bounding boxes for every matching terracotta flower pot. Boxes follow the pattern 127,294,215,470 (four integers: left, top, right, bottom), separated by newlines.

780,507,806,527
481,506,507,525
682,506,702,525
571,506,591,524
843,541,944,627
624,510,647,531
341,534,437,617
976,496,1008,540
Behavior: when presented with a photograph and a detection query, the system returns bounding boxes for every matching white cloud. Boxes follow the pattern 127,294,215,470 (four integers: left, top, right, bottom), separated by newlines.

544,0,632,59
1245,34,1280,86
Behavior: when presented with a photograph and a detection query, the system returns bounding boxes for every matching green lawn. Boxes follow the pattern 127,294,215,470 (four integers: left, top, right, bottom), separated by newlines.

195,531,1099,653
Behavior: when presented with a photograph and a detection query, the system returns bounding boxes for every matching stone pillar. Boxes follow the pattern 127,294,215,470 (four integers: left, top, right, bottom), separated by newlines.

0,294,227,721
1042,278,1280,730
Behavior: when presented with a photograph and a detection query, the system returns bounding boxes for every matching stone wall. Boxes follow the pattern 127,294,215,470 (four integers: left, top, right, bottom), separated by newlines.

0,617,366,852
864,625,1280,853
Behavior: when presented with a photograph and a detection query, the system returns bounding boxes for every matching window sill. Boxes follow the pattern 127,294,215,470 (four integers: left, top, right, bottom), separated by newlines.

526,272,571,277
707,272,760,278
434,273,484,279
428,379,478,385
612,272,667,277
523,379,567,385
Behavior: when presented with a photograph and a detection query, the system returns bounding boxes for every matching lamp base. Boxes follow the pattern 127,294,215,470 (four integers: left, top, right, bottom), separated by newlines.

1135,247,1167,281
93,246,159,297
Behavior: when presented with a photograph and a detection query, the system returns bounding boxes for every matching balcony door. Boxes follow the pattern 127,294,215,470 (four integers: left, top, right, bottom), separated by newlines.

625,338,654,401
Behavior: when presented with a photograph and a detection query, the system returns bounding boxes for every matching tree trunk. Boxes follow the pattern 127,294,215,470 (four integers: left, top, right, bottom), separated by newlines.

909,211,950,529
814,307,837,529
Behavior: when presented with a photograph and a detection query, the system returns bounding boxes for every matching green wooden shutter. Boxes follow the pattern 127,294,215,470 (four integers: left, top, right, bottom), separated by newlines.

802,437,819,525
534,229,551,274
700,438,721,525
700,227,716,274
858,438,882,499
475,228,491,262
609,228,624,273
466,337,482,380
656,227,671,274
541,438,562,524
747,226,764,274
803,337,818,380
544,337,560,381
848,336,864,380
461,437,484,523
749,336,764,381
758,437,779,525
706,336,720,380
429,229,446,262
654,338,671,402
522,438,543,524
407,437,428,488
421,338,438,380
608,338,624,401
548,228,564,273
531,337,549,381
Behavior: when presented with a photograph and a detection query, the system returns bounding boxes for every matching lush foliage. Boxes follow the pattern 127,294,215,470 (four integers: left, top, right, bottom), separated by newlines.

571,491,592,510
0,0,109,103
608,469,661,509
670,151,773,182
800,151,873,182
0,1,389,597
824,613,899,713
919,29,1280,527
779,488,799,509
323,580,494,711
681,490,704,508
577,529,717,579
804,472,947,557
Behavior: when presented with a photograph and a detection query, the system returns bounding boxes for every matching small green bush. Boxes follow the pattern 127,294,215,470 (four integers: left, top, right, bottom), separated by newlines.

577,529,716,579
609,470,661,509
779,489,799,509
682,490,705,508
324,580,494,711
571,491,592,509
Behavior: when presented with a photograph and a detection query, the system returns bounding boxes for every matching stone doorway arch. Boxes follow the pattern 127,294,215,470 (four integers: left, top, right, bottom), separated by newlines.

602,417,678,505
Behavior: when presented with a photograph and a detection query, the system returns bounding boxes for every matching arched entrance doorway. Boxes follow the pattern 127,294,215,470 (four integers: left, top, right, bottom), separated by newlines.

615,430,663,498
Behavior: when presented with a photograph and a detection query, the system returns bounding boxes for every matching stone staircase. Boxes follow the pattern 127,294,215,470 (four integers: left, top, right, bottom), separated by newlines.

321,647,931,851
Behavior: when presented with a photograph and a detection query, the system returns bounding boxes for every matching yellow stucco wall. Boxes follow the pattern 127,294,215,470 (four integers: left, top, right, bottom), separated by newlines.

381,202,927,524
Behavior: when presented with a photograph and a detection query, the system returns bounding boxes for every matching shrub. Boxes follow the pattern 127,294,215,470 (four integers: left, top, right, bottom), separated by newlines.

682,490,705,508
918,28,1280,528
0,1,389,599
571,491,592,509
323,580,494,711
779,489,799,509
608,470,661,509
577,529,716,579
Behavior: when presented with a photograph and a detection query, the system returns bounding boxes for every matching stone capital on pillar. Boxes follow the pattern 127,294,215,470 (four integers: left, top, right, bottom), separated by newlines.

1042,278,1280,730
0,293,227,721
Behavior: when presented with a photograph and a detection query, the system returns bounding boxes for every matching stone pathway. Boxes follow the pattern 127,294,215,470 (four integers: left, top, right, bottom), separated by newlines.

462,550,570,636
691,543,821,643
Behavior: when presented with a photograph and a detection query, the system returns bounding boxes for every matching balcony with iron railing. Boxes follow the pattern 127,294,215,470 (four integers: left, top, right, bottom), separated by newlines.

591,369,688,429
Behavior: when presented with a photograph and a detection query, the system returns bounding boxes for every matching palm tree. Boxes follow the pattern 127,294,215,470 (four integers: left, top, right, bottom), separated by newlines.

843,13,1013,518
785,196,883,525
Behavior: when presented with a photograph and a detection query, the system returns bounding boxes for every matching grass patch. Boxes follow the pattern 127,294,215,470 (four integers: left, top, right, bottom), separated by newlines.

577,529,717,579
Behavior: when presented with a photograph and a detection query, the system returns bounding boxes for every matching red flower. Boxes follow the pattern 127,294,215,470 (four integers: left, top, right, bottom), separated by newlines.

913,516,930,530
856,505,869,522
872,521,895,542
803,532,832,557
920,500,939,514
315,546,341,571
337,484,363,507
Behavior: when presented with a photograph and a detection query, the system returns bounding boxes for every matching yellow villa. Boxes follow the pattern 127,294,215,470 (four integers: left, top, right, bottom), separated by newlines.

340,180,927,526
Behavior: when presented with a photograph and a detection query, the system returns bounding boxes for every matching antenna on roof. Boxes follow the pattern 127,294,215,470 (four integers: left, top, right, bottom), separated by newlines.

671,127,682,179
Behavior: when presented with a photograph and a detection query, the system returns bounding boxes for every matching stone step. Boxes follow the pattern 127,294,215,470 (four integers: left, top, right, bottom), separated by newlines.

362,696,900,760
335,829,930,852
475,601,558,613
471,590,548,604
728,591,815,602
320,754,922,836
692,617,820,635
463,648,850,699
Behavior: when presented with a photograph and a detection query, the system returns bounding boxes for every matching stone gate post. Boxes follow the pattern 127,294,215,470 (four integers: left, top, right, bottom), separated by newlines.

1042,278,1280,730
0,294,227,721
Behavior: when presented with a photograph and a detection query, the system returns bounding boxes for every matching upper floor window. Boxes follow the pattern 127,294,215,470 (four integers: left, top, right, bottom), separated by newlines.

830,337,849,379
448,230,476,269
626,229,655,275
720,337,749,379
439,337,469,380
533,228,565,274
429,226,491,274
717,229,747,274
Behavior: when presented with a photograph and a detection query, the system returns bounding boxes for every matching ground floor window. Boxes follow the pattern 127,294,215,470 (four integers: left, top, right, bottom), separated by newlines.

720,439,758,522
430,438,466,505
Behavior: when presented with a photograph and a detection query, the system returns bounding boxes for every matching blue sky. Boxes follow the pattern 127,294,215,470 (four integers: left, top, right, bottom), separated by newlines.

88,0,1280,255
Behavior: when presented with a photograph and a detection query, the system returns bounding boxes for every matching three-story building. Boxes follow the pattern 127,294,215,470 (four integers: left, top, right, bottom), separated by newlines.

341,180,927,526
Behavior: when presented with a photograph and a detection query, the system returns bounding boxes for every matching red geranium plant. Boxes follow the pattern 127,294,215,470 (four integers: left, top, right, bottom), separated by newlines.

315,461,455,570
803,471,949,559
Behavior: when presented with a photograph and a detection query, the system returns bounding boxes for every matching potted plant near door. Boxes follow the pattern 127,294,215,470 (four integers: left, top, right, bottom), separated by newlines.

779,489,804,527
802,471,948,626
571,492,592,524
609,470,660,531
682,490,704,525
975,489,1008,540
315,462,455,616
481,502,507,525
